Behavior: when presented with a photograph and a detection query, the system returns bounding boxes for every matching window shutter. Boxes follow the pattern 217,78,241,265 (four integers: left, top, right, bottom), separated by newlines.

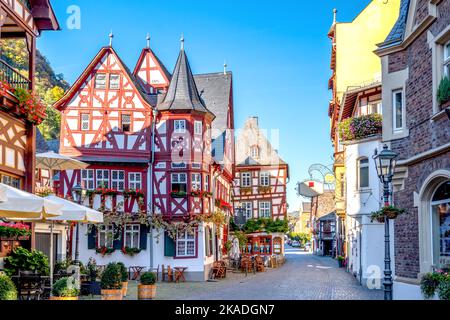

164,231,175,257
87,225,97,250
205,227,210,256
139,225,149,250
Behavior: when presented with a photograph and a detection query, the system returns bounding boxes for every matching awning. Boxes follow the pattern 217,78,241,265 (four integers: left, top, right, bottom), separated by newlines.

0,183,62,219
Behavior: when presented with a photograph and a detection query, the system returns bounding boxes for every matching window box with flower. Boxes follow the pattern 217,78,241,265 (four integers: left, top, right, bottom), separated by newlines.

123,189,145,199
437,76,450,110
338,114,382,142
0,222,31,240
96,246,116,257
171,190,187,198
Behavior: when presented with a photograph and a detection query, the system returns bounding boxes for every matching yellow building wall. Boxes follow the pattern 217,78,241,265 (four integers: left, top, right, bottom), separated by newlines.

335,0,401,101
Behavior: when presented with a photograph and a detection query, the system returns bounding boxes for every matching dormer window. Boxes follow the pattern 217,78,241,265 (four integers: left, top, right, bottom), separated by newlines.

109,74,120,90
250,146,259,158
94,74,106,89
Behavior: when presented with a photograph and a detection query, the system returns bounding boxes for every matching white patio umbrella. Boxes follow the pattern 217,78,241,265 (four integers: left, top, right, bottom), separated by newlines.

35,151,88,186
44,195,103,289
0,183,63,219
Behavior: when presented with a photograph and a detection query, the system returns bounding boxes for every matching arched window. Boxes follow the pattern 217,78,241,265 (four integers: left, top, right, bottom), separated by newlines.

357,158,369,189
431,181,450,268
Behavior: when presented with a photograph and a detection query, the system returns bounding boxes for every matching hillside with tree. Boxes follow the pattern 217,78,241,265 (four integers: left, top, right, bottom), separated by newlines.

1,39,69,140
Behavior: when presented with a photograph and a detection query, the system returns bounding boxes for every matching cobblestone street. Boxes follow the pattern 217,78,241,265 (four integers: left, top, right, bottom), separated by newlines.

112,246,383,300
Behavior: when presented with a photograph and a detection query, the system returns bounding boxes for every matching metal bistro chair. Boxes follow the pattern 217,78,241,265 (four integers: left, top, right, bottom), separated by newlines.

17,272,45,301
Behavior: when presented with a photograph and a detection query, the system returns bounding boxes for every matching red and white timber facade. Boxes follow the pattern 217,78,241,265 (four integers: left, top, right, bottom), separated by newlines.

55,40,235,281
0,0,59,260
233,117,289,221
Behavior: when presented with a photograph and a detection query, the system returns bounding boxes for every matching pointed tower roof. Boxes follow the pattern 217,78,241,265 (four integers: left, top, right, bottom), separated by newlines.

157,46,214,117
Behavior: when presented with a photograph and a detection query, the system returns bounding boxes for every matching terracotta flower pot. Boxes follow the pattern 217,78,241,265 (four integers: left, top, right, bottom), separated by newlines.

138,284,156,300
101,289,123,300
121,282,128,297
49,296,79,301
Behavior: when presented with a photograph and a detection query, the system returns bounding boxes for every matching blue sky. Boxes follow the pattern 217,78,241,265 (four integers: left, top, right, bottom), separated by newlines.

38,0,372,211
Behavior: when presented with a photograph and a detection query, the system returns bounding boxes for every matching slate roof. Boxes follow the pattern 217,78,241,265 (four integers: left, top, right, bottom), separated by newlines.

378,0,410,49
194,72,233,163
35,129,50,153
157,49,214,117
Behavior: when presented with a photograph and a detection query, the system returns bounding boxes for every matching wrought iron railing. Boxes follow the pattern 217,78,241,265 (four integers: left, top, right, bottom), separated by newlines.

0,59,31,91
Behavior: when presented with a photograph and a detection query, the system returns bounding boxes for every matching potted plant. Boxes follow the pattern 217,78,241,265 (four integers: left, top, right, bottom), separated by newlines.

337,256,345,268
117,262,129,297
0,274,17,300
138,272,157,300
4,247,49,277
50,277,79,300
437,76,450,109
370,206,406,223
100,263,123,300
85,257,101,295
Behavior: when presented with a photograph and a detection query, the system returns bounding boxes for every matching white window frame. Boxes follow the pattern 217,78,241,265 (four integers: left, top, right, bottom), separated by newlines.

171,173,187,192
194,121,202,135
81,169,94,190
392,89,404,132
357,158,370,190
94,74,106,89
111,170,125,191
242,202,253,220
444,41,450,77
81,114,90,131
176,230,196,257
109,74,120,90
259,202,271,218
260,171,270,186
96,169,110,188
128,172,142,190
191,173,201,191
124,224,140,249
98,225,114,248
241,172,251,187
174,120,186,134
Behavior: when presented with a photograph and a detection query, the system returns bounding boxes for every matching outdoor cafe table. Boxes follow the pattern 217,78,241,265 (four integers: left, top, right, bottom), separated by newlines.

174,267,188,283
129,266,146,280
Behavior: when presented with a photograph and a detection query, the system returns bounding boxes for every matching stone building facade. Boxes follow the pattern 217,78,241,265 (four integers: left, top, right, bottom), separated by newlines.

376,0,450,299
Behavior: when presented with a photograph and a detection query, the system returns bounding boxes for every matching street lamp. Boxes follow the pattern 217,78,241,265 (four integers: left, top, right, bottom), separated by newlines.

71,184,84,266
373,144,398,301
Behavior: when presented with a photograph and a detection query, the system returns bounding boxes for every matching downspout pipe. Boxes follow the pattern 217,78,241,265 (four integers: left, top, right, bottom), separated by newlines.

149,108,157,270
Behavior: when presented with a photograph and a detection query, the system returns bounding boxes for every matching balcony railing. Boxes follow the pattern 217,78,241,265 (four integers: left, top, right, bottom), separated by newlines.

0,59,31,91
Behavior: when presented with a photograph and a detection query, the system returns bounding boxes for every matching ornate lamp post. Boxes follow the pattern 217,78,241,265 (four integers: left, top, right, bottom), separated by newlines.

71,184,84,266
373,144,398,301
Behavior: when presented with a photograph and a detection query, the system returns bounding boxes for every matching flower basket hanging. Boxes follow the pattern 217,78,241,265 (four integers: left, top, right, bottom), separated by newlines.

371,206,406,223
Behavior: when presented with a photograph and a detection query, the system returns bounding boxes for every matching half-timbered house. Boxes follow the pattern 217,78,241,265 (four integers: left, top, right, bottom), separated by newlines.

0,0,59,259
232,117,289,256
55,38,235,281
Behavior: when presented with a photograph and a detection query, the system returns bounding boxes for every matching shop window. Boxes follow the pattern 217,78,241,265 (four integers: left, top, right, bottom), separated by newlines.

431,182,450,268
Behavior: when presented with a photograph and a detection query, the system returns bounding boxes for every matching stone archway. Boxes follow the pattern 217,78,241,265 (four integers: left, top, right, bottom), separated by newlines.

418,170,450,275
